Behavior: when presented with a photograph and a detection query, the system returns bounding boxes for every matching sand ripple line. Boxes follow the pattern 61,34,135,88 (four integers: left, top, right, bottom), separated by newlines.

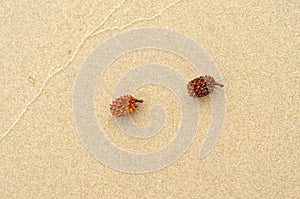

91,0,183,37
0,0,127,141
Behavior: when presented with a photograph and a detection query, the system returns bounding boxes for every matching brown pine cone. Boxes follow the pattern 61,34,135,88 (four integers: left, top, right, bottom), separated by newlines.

187,75,224,98
110,95,144,117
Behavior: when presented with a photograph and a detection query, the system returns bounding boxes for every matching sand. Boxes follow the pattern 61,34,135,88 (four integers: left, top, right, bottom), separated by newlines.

1,0,299,198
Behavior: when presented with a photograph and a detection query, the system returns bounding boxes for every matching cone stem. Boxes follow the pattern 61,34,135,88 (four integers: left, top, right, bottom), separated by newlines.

215,82,224,87
135,99,144,103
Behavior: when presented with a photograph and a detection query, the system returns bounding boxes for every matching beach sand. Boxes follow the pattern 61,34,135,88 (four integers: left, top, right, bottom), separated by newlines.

1,0,299,198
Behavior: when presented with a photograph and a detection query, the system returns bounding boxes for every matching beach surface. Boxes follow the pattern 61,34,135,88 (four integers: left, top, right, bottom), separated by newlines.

1,0,299,198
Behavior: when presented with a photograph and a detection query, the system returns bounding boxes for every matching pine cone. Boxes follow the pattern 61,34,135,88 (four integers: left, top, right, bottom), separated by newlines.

110,95,143,117
187,75,224,98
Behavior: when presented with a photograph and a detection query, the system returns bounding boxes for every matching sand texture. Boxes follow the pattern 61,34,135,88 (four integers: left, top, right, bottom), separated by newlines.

1,0,299,198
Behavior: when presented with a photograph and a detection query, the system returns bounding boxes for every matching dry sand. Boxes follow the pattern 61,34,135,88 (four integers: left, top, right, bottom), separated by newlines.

1,0,299,198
